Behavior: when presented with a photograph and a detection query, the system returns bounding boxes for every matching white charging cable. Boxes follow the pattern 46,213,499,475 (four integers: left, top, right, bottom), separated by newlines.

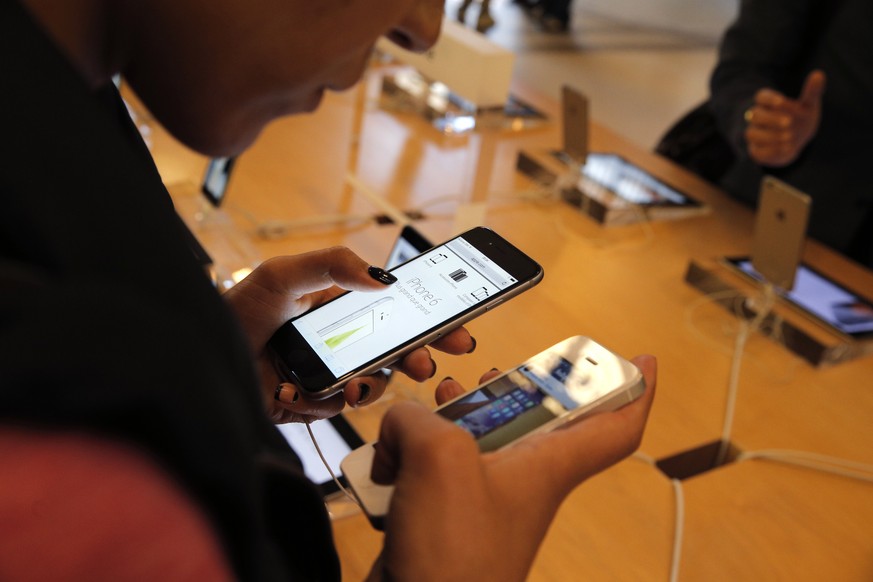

715,281,777,465
305,421,361,507
632,452,685,582
738,449,873,484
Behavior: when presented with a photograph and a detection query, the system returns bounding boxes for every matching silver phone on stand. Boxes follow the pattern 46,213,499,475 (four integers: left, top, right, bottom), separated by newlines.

751,176,811,291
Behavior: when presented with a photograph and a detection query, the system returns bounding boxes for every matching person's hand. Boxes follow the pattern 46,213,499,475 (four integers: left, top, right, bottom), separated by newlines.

368,355,657,581
744,70,826,167
222,247,476,423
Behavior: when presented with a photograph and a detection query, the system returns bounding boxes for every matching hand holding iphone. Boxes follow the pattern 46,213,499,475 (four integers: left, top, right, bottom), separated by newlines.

341,336,646,528
268,227,543,400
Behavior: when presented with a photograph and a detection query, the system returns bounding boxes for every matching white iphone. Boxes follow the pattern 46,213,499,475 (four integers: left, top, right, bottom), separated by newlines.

341,335,646,528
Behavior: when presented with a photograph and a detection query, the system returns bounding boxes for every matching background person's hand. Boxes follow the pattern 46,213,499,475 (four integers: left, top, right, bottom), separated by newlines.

223,247,475,423
744,70,826,167
369,355,657,582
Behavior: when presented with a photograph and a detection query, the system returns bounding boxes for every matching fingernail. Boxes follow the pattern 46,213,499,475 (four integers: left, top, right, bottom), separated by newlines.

428,358,437,379
274,383,299,404
490,367,499,373
368,266,397,285
441,376,453,383
466,337,477,354
356,383,372,406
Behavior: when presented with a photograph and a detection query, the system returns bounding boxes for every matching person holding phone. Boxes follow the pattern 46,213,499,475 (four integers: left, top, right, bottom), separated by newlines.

0,0,656,579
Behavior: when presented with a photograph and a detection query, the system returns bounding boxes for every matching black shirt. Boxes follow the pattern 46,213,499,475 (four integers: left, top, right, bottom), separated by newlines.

0,0,340,579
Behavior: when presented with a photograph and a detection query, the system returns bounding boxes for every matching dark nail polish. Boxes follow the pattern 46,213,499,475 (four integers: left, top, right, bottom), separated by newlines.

441,376,454,383
466,337,477,354
357,383,371,405
368,266,397,285
428,358,437,379
490,368,499,373
274,383,299,404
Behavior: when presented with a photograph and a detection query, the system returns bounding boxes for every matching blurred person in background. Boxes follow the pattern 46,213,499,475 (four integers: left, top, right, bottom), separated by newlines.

710,0,873,268
0,0,655,579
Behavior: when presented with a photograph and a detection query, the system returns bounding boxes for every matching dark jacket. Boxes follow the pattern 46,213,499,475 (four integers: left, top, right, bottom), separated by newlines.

710,0,873,266
0,0,340,578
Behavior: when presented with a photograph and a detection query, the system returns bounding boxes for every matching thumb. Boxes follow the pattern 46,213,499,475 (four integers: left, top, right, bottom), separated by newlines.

223,247,393,348
799,70,826,110
371,401,468,485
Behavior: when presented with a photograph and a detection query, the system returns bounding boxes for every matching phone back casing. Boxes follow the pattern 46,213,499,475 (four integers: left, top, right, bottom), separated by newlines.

561,85,589,166
751,176,811,291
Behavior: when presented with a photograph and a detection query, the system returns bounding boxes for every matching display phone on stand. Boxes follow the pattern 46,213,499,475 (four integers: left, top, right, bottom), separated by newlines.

577,152,702,208
751,176,811,291
385,225,433,269
722,257,873,340
341,335,646,528
201,156,237,208
193,155,259,289
561,85,589,167
268,227,544,400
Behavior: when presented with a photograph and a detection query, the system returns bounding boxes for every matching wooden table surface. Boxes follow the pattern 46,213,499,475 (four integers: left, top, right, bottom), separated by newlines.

132,64,873,581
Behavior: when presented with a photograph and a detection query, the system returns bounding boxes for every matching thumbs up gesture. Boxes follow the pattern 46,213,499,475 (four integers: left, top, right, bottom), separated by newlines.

743,70,826,167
